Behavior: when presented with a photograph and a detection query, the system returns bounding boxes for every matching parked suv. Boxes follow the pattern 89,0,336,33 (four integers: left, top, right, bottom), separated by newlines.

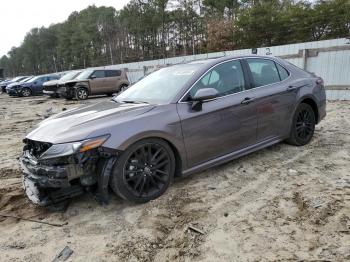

58,69,129,100
13,74,60,97
43,70,82,98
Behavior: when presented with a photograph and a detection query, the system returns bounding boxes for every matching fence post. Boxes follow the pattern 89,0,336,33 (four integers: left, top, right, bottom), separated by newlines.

302,49,308,70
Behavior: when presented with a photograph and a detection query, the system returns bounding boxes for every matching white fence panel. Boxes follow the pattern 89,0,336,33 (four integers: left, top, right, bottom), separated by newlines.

97,38,350,99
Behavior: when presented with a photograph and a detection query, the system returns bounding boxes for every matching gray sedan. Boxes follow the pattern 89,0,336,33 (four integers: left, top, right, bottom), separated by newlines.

20,55,326,206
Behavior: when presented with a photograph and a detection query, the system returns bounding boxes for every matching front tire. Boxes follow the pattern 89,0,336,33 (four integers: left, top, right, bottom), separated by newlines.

76,87,88,100
286,103,315,146
110,138,175,203
21,88,32,97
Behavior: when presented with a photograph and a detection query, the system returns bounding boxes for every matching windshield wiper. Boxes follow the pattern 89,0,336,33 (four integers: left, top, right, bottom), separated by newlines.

120,100,150,104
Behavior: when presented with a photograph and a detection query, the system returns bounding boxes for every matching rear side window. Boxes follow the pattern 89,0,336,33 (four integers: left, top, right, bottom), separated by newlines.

91,70,105,78
276,63,289,80
105,70,121,77
246,58,280,87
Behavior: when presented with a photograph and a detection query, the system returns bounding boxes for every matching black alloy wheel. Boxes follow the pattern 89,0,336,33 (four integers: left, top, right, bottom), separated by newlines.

287,103,315,146
110,138,175,203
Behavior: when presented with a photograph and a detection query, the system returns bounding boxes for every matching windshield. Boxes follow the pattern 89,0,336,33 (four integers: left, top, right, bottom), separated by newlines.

114,64,201,104
11,76,23,82
60,71,81,81
76,69,94,80
27,76,41,83
20,76,33,83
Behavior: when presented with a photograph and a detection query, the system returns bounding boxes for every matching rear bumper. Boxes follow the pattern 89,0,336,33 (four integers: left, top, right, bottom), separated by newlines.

318,99,327,123
19,151,84,206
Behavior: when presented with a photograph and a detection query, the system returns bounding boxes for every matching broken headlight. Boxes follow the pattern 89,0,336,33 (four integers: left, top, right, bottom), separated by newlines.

40,135,110,160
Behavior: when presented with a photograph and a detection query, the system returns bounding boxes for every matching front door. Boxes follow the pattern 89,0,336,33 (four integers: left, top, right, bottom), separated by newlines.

90,70,106,94
177,59,258,168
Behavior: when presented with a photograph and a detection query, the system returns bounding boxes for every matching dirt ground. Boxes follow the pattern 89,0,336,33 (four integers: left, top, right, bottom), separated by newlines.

0,94,349,262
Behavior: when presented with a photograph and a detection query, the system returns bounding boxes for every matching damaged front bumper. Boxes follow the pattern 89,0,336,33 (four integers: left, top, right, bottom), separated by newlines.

19,146,117,206
57,86,74,99
20,151,88,206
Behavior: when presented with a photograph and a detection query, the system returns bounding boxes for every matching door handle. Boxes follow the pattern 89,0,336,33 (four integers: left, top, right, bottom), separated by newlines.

286,85,298,92
241,97,255,104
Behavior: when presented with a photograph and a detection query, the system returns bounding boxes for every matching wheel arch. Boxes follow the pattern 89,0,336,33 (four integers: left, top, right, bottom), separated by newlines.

74,82,91,95
22,87,33,96
115,133,186,177
299,96,319,123
117,81,129,92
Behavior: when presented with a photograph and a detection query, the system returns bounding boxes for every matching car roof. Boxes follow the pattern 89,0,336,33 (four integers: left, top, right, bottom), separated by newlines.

187,55,282,66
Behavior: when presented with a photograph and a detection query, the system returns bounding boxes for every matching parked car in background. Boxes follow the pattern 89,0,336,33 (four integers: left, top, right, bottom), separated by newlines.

1,76,28,93
58,68,129,100
11,74,60,97
43,70,82,98
6,76,34,95
19,55,326,206
0,79,12,91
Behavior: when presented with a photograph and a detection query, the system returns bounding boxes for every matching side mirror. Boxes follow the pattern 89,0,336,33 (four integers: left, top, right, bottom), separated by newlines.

191,88,218,111
34,81,37,85
90,75,96,79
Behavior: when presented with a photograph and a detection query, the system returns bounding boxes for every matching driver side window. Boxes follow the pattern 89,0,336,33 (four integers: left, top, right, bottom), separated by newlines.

189,60,246,99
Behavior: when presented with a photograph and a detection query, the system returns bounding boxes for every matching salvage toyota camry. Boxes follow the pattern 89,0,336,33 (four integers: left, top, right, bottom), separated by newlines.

20,55,326,206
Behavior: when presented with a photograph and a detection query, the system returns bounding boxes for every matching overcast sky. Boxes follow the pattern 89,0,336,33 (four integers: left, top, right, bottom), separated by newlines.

0,0,131,57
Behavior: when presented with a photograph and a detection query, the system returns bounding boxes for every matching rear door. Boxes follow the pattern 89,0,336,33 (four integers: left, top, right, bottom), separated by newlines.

177,59,258,168
90,70,106,94
104,70,121,93
243,58,297,141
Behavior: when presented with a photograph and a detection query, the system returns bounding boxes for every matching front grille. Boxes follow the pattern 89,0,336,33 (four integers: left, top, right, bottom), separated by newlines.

44,85,58,91
25,139,52,158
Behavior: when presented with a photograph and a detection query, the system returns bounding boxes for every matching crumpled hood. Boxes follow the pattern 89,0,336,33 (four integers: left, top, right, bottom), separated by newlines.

43,80,59,86
6,82,21,89
26,101,155,144
65,79,88,85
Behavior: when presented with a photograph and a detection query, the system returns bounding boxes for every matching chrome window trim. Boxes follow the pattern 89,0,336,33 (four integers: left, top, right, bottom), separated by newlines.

177,56,292,104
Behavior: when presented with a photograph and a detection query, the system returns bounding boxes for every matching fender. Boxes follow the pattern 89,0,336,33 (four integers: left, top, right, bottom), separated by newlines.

116,130,188,171
73,82,91,95
288,94,319,132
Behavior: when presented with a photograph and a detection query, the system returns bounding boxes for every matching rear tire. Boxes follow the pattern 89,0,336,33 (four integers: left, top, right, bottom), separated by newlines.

110,138,175,203
76,87,88,100
286,103,315,146
119,84,128,93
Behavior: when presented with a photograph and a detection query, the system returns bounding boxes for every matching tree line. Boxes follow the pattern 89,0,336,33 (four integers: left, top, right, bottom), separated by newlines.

1,0,349,76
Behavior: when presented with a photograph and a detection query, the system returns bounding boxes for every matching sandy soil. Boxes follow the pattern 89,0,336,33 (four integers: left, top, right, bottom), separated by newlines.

0,94,349,262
